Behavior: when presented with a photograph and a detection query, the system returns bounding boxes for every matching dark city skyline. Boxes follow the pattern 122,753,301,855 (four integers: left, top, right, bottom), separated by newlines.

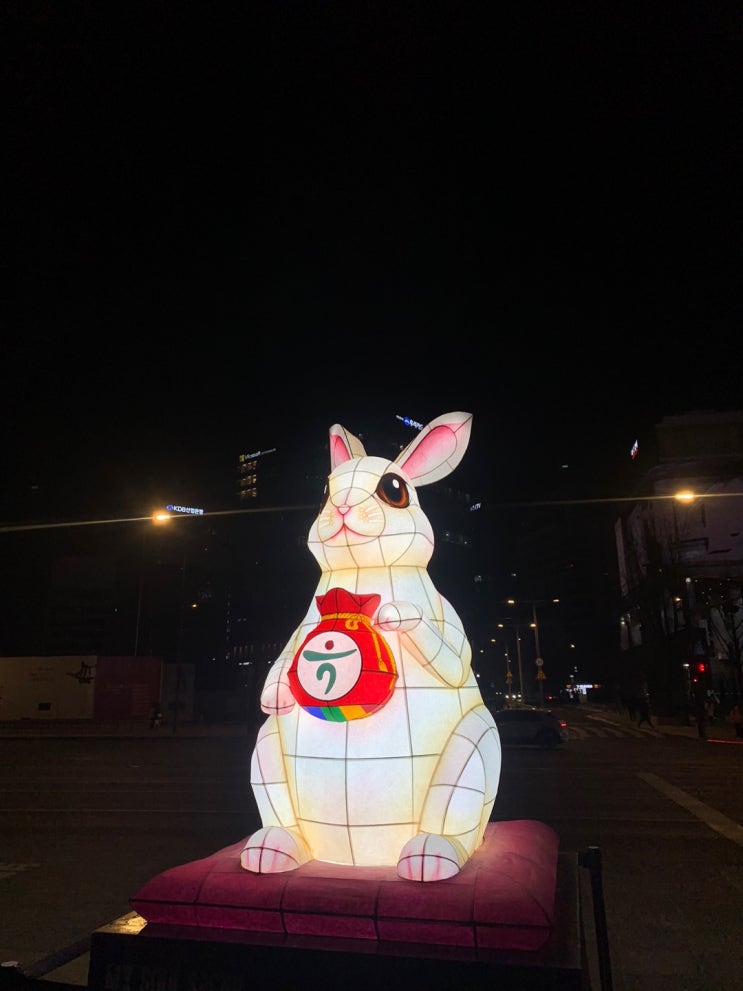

5,4,741,524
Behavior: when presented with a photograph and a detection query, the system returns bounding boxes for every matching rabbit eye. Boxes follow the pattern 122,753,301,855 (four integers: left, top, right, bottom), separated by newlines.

319,482,329,511
376,473,410,509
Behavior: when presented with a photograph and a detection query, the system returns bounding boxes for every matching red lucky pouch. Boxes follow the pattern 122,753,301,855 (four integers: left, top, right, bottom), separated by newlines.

287,588,398,722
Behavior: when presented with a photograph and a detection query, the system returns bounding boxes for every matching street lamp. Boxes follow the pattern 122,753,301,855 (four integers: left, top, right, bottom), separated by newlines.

133,511,171,657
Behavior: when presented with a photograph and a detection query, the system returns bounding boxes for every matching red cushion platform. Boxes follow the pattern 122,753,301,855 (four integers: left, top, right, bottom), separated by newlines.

130,819,559,952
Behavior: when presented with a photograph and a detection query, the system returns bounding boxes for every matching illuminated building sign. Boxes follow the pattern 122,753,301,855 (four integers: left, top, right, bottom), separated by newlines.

395,414,424,431
239,448,277,462
166,504,204,515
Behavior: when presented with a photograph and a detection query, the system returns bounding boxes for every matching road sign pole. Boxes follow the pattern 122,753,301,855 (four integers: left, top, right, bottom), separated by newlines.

536,657,545,707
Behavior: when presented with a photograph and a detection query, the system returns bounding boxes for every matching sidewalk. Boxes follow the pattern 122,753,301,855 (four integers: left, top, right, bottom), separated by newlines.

0,718,255,739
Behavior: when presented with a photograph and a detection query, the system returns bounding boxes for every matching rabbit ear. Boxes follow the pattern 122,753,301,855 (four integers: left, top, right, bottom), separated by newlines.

329,423,367,470
395,412,473,486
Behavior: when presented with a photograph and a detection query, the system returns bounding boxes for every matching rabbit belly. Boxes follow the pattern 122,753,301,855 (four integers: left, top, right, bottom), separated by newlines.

266,690,496,868
291,751,426,866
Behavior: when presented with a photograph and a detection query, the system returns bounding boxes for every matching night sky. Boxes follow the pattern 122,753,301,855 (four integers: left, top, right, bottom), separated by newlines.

5,4,741,523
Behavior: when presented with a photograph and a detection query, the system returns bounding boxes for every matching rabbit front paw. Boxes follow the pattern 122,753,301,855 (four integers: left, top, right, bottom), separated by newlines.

376,601,422,631
260,680,295,715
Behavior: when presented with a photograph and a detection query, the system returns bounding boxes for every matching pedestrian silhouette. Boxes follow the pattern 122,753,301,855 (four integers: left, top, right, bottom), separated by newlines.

694,699,707,739
636,697,653,728
729,703,743,739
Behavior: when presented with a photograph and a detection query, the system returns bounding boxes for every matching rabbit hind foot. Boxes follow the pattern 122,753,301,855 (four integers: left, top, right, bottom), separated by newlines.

240,825,310,874
396,833,467,882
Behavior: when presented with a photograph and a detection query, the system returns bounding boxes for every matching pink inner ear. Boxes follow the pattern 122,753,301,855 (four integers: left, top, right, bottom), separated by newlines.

330,432,352,468
400,424,457,480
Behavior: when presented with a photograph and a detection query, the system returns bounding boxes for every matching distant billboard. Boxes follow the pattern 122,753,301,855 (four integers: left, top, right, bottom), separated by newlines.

0,655,163,722
238,448,277,462
0,656,97,720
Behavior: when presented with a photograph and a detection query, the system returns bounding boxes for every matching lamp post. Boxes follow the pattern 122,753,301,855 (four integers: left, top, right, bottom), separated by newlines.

514,626,524,702
166,506,204,732
496,621,526,701
172,549,187,735
133,511,171,657
507,598,559,707
503,641,513,696
531,600,541,659
670,491,708,704
532,600,545,708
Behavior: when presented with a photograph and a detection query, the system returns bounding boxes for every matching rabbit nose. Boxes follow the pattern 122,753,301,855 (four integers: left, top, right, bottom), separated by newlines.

338,505,350,516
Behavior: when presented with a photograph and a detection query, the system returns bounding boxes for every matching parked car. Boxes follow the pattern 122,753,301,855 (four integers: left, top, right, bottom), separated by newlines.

493,705,568,749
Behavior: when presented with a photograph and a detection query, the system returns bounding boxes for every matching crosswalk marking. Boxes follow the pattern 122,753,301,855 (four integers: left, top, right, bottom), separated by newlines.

0,862,40,881
639,772,743,846
568,725,652,740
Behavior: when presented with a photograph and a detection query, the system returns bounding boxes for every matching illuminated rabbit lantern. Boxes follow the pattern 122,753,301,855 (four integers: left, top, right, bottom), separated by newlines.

242,412,501,882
